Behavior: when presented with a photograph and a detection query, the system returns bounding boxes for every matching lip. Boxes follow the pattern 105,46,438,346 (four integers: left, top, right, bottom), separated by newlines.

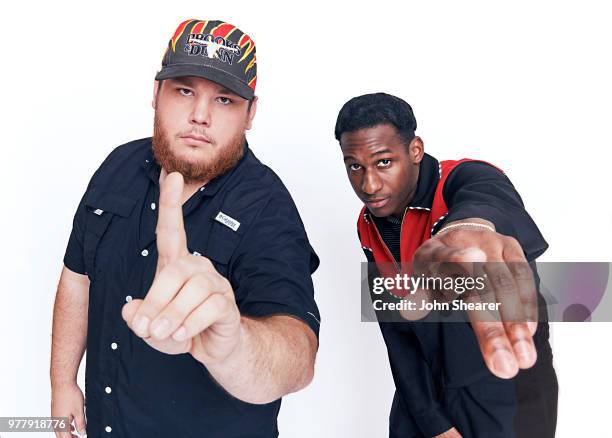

180,134,212,145
364,197,390,209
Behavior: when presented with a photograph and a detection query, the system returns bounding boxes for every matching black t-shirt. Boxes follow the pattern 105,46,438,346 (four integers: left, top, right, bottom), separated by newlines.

64,137,320,438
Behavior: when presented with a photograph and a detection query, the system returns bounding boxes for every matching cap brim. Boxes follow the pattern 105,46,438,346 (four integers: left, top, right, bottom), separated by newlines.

155,63,254,100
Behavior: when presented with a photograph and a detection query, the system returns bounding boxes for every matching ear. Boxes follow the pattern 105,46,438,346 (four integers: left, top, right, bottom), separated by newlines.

245,96,258,130
152,80,161,109
409,136,425,164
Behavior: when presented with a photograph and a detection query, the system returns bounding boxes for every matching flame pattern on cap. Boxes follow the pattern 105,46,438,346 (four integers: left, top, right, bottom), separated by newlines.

167,19,257,91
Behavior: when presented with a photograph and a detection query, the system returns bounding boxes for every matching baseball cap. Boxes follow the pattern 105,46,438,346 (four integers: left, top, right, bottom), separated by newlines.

155,19,257,100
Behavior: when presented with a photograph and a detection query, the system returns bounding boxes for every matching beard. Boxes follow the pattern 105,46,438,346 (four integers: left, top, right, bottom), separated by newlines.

151,112,245,185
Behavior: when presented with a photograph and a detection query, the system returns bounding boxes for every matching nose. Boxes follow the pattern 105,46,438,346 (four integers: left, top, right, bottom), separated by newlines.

190,96,212,126
361,169,383,195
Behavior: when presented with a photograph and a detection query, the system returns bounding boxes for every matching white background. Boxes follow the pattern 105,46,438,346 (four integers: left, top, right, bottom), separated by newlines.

1,1,611,436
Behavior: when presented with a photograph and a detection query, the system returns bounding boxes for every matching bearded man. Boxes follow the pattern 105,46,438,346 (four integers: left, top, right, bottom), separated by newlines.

50,19,320,438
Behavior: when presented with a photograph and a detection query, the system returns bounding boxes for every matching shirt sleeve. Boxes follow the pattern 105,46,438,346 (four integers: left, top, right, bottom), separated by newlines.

230,190,321,339
438,161,549,261
63,188,90,275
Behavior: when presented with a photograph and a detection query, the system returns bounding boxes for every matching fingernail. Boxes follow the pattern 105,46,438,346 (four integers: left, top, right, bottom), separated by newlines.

133,315,150,336
151,318,170,339
514,340,533,363
173,326,187,341
492,349,517,376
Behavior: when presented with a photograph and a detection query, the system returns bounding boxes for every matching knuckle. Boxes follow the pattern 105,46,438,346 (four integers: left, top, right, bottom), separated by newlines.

512,263,533,280
175,257,193,275
413,248,426,262
414,240,436,258
162,261,184,279
448,251,468,263
160,301,187,321
208,293,228,314
481,324,505,342
199,256,214,269
491,272,516,295
142,297,165,314
192,272,213,291
219,276,232,292
505,322,529,338
504,235,521,248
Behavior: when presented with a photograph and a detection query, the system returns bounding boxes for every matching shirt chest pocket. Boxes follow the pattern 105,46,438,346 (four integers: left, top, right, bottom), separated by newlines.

189,220,244,279
83,189,138,281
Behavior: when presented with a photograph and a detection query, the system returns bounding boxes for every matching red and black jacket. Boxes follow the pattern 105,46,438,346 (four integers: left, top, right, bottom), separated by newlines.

356,153,551,437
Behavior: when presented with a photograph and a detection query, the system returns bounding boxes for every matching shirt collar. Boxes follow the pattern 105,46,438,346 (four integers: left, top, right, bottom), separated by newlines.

408,152,440,210
142,138,251,197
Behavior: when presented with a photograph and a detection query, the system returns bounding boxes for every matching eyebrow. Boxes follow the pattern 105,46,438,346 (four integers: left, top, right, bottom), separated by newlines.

343,148,394,162
170,77,195,87
218,87,238,96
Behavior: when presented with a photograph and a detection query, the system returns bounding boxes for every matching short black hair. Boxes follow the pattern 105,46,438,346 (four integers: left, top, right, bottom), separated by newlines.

334,92,417,145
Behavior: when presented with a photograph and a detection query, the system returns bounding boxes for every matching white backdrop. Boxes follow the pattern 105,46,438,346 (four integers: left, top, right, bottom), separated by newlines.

1,1,611,436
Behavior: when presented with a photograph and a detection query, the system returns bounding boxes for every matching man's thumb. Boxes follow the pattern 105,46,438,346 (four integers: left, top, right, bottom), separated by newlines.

74,410,87,436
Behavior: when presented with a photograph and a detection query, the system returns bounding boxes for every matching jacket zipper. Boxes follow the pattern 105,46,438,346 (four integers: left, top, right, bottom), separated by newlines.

369,206,409,274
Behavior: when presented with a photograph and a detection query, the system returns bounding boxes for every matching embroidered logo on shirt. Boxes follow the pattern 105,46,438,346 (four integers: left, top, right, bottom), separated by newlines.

215,212,240,231
93,209,104,216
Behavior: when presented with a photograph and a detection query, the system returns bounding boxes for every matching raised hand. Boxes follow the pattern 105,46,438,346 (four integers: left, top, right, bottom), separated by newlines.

121,172,242,364
408,218,538,379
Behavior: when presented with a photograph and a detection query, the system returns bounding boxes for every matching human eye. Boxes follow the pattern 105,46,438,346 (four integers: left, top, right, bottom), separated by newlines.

216,96,233,105
348,163,362,171
377,159,392,168
178,88,194,96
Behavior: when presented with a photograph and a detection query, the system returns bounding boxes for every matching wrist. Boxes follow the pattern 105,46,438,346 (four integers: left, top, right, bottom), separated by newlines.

51,378,78,391
437,217,495,235
191,317,245,367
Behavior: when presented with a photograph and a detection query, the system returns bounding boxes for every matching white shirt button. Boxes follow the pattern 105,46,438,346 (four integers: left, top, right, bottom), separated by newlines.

141,249,149,257
126,295,133,302
105,386,112,394
151,202,156,210
111,342,118,350
199,186,205,192
105,426,112,432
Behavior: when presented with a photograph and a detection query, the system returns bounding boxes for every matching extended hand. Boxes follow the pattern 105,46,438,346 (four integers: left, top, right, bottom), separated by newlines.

410,218,538,379
122,172,242,364
434,427,463,438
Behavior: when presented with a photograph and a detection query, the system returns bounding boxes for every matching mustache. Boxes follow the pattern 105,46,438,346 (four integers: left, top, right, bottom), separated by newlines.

177,129,216,145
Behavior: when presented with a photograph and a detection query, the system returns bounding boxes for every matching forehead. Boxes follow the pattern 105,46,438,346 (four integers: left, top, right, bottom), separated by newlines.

340,124,404,154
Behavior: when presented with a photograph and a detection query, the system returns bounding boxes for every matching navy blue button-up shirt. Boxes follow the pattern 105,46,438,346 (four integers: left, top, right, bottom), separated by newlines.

63,137,321,438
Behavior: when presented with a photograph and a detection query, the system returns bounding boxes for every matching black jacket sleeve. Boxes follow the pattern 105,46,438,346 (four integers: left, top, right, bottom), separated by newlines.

437,161,548,261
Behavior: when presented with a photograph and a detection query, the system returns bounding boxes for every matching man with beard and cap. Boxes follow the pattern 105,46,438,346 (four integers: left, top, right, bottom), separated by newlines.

50,19,320,438
335,93,557,438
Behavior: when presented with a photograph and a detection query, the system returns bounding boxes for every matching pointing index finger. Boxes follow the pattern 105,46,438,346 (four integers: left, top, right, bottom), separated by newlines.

157,171,188,267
